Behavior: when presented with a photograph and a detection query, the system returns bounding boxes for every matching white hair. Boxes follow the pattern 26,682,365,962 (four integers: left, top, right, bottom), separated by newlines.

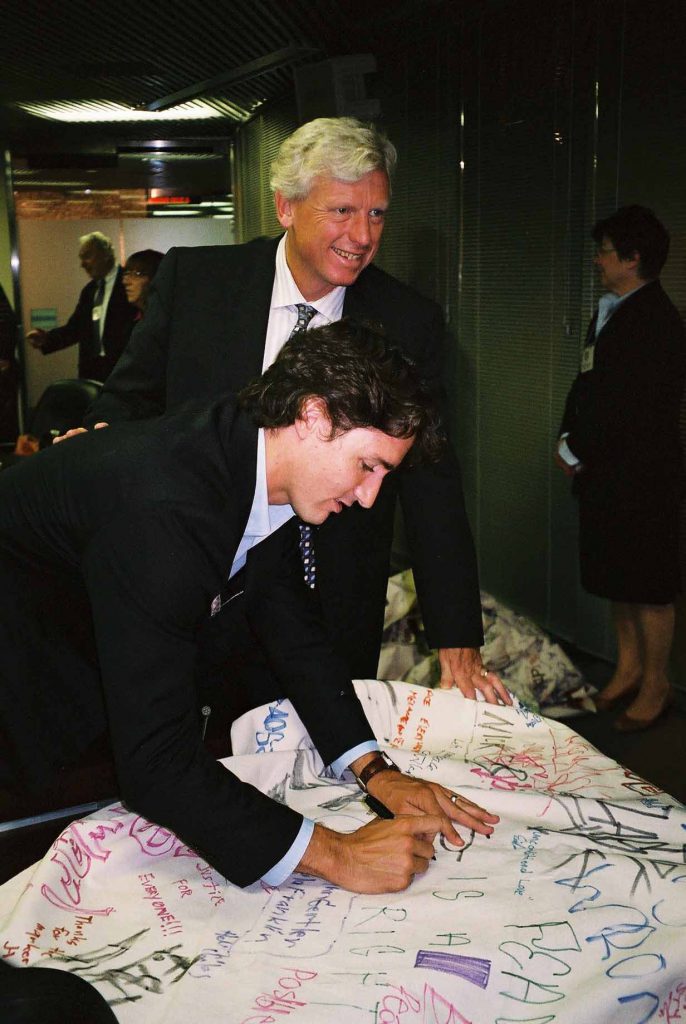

270,117,397,200
78,231,115,261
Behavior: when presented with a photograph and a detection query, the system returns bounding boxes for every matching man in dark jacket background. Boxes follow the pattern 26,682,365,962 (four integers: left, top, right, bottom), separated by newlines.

27,231,137,382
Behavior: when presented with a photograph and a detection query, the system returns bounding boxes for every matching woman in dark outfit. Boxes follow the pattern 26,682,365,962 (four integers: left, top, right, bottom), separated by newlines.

121,248,164,318
557,206,686,731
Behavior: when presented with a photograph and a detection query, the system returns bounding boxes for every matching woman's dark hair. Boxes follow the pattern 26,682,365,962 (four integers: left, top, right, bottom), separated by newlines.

592,205,669,279
239,319,444,463
124,249,164,279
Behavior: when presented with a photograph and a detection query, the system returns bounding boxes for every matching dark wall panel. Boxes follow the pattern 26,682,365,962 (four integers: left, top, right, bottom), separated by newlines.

231,0,686,675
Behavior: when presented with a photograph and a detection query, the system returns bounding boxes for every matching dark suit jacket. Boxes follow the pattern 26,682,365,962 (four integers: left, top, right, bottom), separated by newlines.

41,268,137,381
560,279,686,510
86,237,484,670
0,399,375,886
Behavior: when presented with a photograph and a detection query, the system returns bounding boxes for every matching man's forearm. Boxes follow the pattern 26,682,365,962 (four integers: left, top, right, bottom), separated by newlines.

296,817,441,894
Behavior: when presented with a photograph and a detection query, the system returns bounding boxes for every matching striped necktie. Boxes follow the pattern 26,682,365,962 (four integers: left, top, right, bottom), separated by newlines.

288,304,318,588
90,278,105,355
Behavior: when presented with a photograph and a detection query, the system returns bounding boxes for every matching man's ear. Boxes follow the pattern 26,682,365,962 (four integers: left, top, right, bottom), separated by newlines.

294,396,331,439
274,191,294,230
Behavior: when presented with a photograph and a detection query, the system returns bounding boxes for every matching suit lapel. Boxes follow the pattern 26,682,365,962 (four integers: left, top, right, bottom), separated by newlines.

222,238,280,390
343,270,375,323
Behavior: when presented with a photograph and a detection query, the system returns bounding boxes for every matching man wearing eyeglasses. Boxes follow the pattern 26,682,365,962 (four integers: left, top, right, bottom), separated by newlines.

27,231,137,382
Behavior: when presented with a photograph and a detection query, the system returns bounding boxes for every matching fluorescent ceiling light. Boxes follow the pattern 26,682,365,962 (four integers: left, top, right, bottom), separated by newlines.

14,180,91,188
151,209,201,216
17,100,223,124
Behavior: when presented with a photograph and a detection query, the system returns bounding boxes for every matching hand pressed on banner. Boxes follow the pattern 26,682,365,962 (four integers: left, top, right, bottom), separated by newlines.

438,646,512,705
368,768,499,845
297,815,443,894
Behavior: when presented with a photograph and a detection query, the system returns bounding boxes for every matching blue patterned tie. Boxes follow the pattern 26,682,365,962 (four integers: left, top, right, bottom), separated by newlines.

298,522,316,590
288,304,318,588
290,303,317,338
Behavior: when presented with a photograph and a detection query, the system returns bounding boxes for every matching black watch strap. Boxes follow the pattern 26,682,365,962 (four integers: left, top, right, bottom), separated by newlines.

355,752,400,793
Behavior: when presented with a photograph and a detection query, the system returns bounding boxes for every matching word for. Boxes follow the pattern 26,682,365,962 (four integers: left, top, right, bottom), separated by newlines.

50,914,94,949
172,877,193,898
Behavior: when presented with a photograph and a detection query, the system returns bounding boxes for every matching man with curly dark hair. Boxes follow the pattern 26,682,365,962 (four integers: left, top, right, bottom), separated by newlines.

0,321,498,894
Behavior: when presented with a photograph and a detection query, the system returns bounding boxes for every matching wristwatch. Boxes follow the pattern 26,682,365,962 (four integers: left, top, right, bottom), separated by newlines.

355,751,400,793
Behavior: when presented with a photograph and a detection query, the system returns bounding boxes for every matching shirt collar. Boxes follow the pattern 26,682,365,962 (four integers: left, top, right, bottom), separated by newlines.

600,280,648,310
272,234,345,321
244,427,294,542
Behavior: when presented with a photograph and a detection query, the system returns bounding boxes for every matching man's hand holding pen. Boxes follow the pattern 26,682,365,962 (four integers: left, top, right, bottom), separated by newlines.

296,750,499,895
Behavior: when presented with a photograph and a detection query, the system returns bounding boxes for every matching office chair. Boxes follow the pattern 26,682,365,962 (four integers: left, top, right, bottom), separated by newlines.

0,377,102,469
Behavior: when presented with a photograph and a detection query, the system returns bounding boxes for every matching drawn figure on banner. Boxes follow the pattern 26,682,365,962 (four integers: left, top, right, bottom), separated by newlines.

40,819,124,916
51,928,198,1006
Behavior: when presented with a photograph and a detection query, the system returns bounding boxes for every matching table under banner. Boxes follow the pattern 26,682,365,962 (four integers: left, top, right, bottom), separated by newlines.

1,681,684,1023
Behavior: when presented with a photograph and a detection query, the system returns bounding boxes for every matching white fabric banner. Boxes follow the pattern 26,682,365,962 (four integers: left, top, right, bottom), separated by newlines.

1,681,684,1023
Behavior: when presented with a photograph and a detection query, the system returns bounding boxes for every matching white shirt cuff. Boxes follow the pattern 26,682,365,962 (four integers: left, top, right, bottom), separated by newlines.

261,818,314,886
260,741,380,885
558,436,580,467
330,740,379,778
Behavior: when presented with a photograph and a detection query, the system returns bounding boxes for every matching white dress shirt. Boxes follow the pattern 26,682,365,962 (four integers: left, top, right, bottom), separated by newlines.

228,244,378,884
261,235,346,371
559,282,648,467
93,265,119,353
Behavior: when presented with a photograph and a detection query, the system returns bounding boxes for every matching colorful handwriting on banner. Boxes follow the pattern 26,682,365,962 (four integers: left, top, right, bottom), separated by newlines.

374,982,472,1024
414,950,491,988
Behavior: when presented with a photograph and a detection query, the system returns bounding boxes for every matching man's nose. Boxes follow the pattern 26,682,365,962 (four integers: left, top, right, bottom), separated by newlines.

354,472,385,509
349,211,371,248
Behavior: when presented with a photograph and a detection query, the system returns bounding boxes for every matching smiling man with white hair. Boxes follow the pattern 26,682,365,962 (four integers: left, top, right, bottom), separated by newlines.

82,116,510,712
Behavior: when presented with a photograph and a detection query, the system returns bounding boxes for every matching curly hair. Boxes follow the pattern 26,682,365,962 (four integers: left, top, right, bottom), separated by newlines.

239,320,444,464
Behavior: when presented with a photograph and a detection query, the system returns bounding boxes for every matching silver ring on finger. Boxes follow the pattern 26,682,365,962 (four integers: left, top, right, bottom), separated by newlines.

450,793,459,804
480,667,489,678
